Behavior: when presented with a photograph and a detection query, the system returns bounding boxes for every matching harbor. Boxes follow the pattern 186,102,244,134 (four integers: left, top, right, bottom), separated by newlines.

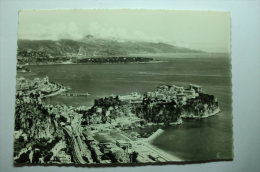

14,57,232,164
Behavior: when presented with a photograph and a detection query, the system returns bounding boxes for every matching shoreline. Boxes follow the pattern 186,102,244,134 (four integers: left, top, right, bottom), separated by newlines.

147,118,183,127
43,88,68,98
117,128,182,162
181,108,221,119
143,141,182,162
15,75,222,164
22,60,167,66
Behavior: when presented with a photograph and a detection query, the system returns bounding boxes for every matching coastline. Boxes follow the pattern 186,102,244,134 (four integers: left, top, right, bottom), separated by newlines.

143,142,182,162
43,88,68,98
23,60,167,66
15,73,222,164
181,108,221,119
147,118,183,126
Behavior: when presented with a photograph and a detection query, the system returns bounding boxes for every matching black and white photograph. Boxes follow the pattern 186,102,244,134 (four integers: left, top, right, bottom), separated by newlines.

14,9,232,166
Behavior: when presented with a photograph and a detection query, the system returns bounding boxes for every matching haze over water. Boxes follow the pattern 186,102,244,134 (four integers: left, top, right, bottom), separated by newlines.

19,56,232,161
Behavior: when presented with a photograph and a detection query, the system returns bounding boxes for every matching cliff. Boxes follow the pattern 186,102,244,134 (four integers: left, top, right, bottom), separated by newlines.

84,85,220,126
132,86,220,125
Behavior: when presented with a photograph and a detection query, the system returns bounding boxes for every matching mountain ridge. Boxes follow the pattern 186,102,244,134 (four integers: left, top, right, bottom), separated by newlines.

17,36,205,57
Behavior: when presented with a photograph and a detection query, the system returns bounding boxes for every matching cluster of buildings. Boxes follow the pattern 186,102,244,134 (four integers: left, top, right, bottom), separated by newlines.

16,76,66,95
17,49,51,64
145,84,202,103
17,64,30,72
45,104,83,134
118,92,143,104
82,121,176,164
15,77,85,164
83,135,132,163
86,133,177,163
116,84,202,106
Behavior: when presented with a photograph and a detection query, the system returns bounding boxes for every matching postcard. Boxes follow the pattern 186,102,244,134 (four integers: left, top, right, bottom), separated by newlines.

14,9,232,166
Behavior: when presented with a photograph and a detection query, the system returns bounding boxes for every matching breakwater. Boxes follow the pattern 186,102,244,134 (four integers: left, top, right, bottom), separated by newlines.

147,129,165,143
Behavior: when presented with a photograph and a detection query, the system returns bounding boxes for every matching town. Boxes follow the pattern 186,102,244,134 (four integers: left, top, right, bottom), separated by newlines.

14,77,220,165
17,49,154,65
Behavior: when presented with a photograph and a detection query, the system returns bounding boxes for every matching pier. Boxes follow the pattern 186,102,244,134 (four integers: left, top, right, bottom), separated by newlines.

61,92,90,97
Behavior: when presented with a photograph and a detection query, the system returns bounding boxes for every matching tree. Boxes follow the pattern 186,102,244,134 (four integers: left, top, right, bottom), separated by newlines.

129,151,139,163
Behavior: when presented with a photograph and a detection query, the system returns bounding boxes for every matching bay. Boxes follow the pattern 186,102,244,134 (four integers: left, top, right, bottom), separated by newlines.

18,57,232,161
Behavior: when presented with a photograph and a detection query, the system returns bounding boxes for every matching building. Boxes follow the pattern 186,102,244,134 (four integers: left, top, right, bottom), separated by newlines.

111,147,129,163
183,89,198,98
177,93,187,102
118,92,143,103
116,140,132,149
175,86,184,94
99,142,114,154
156,93,165,100
86,136,99,146
189,84,202,93
56,150,71,163
147,91,156,98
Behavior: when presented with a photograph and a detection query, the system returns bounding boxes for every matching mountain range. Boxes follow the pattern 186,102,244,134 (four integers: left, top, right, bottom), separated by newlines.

17,35,204,57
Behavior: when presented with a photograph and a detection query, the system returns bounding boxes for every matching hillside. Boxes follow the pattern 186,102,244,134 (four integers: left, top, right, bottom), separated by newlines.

17,35,204,57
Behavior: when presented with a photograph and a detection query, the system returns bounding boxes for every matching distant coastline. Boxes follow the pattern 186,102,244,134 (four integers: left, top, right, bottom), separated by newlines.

23,60,167,66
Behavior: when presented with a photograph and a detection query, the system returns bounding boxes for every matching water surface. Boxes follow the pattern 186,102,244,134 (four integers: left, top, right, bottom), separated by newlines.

19,57,232,161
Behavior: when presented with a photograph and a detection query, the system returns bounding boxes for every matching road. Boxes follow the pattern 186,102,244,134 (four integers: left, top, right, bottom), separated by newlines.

63,127,92,164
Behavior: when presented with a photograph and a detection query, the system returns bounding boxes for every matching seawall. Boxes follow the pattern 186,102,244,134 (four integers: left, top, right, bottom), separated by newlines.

147,129,165,143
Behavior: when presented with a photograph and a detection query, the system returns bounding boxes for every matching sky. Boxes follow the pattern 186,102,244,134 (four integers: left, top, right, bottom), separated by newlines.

18,9,231,53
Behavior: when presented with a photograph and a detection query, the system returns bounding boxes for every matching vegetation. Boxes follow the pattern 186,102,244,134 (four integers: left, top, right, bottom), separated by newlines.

18,37,202,56
133,99,182,125
77,56,153,64
14,92,65,163
183,93,218,117
131,93,218,124
129,151,139,163
17,36,204,65
94,96,122,107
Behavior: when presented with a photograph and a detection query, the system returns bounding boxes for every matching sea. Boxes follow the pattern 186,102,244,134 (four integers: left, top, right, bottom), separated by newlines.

18,55,233,161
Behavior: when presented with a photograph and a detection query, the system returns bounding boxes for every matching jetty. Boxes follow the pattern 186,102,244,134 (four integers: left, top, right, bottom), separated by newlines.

147,129,165,143
61,92,90,97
